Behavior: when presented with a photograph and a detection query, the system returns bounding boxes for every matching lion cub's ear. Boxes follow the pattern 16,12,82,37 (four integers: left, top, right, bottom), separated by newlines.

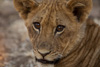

67,0,92,23
14,0,39,20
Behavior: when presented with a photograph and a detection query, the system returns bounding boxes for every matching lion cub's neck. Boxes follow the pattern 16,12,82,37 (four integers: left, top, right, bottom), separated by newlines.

55,19,100,67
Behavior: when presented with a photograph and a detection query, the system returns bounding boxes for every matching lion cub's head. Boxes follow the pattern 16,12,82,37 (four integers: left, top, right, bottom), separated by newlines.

14,0,92,66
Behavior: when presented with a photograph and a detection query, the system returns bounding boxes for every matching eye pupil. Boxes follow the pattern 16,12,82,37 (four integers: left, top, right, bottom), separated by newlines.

56,25,65,32
33,22,40,30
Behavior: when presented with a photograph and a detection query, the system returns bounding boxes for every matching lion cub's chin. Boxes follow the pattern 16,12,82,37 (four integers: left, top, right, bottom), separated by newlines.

37,62,54,67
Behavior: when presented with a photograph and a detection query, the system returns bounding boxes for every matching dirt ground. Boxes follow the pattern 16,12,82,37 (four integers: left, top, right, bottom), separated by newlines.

0,0,100,67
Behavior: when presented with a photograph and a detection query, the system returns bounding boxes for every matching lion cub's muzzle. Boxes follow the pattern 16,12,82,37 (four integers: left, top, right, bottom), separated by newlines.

34,42,62,64
38,49,51,58
35,49,61,64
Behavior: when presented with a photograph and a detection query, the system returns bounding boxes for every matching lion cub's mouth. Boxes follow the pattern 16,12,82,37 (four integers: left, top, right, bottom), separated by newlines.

35,57,60,64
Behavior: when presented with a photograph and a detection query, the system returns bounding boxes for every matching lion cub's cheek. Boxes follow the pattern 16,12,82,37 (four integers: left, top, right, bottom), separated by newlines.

34,51,43,59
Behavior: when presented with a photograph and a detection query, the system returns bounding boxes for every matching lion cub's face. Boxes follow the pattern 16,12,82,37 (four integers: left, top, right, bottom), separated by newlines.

14,0,92,66
26,3,82,65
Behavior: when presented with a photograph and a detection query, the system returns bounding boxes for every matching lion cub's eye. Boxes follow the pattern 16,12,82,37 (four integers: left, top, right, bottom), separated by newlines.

33,22,40,31
55,25,65,34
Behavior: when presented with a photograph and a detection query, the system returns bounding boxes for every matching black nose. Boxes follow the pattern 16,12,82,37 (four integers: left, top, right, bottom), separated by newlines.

38,50,51,57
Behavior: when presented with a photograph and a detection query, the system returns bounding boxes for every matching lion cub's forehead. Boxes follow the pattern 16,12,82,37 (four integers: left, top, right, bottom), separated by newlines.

30,3,71,27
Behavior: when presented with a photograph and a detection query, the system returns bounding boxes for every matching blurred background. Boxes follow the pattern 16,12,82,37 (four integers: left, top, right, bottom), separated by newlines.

0,0,100,67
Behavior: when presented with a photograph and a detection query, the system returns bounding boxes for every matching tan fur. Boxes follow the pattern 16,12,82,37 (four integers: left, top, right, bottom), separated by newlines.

13,0,100,67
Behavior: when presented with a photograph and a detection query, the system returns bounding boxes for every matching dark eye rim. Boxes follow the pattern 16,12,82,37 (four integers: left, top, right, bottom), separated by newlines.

33,22,40,30
56,25,65,32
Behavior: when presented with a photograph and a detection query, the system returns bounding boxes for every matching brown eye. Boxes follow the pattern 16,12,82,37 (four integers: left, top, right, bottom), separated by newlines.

56,25,65,32
33,22,40,30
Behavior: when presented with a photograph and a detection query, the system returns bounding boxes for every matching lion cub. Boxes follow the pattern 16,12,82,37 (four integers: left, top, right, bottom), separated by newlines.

14,0,100,67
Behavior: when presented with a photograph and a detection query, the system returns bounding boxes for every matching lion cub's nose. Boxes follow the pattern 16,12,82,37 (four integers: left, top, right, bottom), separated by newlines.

38,49,51,57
